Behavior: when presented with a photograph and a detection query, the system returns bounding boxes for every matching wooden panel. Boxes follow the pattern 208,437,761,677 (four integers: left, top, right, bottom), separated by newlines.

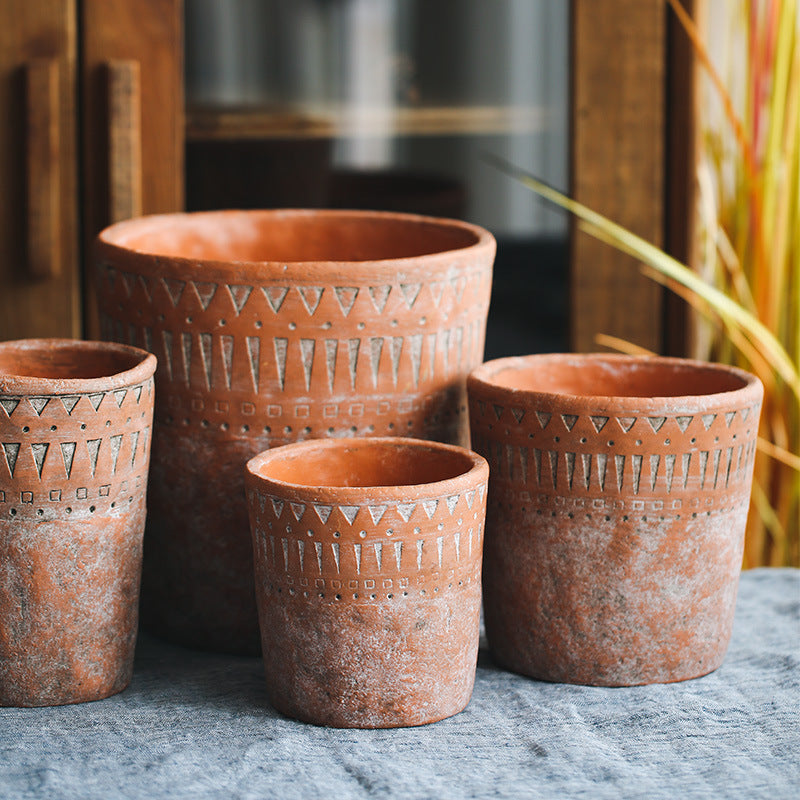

0,0,80,339
570,0,666,353
26,59,61,280
186,104,554,141
666,0,702,357
107,60,143,225
81,0,184,338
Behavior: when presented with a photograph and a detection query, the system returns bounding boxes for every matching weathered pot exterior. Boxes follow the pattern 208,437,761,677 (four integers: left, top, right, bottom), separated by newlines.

0,339,156,706
467,354,763,686
95,210,494,653
245,437,488,727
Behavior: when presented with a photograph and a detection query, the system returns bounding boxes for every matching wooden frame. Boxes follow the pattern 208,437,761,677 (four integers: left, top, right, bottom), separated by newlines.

4,0,690,359
81,0,184,338
569,0,667,354
0,0,80,340
0,0,183,342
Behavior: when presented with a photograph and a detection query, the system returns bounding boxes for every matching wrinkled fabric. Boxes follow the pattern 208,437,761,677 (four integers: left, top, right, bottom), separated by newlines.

1,568,798,800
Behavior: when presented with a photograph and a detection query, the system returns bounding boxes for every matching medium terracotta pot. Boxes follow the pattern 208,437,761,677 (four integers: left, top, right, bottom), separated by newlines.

95,209,495,653
245,437,488,727
467,354,763,686
0,339,156,706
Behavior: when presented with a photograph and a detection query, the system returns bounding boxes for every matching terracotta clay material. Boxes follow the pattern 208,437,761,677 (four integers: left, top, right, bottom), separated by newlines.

0,339,156,706
245,437,489,728
467,354,763,686
95,209,495,654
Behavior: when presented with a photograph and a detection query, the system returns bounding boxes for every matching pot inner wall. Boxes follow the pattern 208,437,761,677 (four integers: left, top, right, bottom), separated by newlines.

103,213,480,262
0,342,145,380
255,441,475,488
491,359,748,398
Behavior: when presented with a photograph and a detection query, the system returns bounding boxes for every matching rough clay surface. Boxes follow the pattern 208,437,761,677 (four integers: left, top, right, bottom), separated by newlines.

246,438,489,727
0,340,156,706
95,210,495,654
0,569,796,799
468,354,764,686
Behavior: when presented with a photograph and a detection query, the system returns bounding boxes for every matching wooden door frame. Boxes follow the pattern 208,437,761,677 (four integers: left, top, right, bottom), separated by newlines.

570,0,694,356
81,0,184,339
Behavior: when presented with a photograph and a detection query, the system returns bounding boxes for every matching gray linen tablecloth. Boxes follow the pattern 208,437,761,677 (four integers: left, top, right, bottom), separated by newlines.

1,567,798,799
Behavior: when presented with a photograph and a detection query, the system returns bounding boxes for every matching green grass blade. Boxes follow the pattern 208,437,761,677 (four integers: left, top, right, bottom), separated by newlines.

484,155,800,401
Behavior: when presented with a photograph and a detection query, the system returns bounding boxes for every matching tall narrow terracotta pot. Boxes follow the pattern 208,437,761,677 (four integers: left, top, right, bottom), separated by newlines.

245,437,489,728
95,210,495,653
467,354,763,686
0,339,156,706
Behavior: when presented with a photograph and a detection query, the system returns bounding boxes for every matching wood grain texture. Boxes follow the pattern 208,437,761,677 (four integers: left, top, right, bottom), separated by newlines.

107,59,143,225
0,0,80,339
570,0,666,354
81,0,184,338
26,59,61,280
666,0,703,357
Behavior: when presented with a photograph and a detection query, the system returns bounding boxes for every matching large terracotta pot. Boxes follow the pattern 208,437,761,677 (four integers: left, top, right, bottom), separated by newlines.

467,354,763,686
245,437,489,727
0,339,156,706
95,210,495,653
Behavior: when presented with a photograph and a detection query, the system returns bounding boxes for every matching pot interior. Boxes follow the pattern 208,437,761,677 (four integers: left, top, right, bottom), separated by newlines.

0,341,145,381
103,211,480,262
490,357,748,398
255,440,476,488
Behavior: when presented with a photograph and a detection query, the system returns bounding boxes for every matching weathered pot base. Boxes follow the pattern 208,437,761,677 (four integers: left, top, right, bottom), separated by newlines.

0,339,156,706
468,353,763,686
246,437,489,727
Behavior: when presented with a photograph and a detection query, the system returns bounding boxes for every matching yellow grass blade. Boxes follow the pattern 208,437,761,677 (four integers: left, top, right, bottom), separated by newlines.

582,214,799,395
666,0,757,177
763,0,800,333
594,335,656,357
757,437,800,472
750,477,788,562
639,265,779,396
715,226,758,315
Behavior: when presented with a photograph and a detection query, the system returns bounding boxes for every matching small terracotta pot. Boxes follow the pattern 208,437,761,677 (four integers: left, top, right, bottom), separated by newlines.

245,437,488,728
95,209,495,654
0,339,156,706
467,354,763,686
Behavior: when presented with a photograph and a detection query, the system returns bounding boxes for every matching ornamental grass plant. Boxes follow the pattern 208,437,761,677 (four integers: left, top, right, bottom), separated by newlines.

676,0,799,567
490,0,799,566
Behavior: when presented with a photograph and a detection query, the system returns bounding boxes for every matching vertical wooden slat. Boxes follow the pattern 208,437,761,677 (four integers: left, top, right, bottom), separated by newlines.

26,58,61,280
0,0,79,339
107,59,143,224
666,0,704,358
81,0,184,339
570,0,667,354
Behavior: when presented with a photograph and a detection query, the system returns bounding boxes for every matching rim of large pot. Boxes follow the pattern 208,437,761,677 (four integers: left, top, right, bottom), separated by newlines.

246,436,488,501
95,209,496,282
468,353,763,413
0,339,158,395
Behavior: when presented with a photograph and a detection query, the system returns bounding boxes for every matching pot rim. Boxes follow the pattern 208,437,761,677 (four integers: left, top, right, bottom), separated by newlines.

468,353,763,413
95,209,495,281
0,338,157,395
246,436,488,502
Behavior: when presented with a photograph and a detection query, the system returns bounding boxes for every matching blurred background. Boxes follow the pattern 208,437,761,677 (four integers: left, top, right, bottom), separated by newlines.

183,0,570,359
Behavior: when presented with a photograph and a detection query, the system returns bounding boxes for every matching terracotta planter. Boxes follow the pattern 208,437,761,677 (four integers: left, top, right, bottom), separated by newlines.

0,339,156,706
467,354,763,686
95,209,495,653
245,437,488,727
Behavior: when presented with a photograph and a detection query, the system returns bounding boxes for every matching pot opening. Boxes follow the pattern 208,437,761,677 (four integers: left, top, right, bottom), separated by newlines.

256,440,476,488
490,358,749,398
102,211,480,262
0,341,146,380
